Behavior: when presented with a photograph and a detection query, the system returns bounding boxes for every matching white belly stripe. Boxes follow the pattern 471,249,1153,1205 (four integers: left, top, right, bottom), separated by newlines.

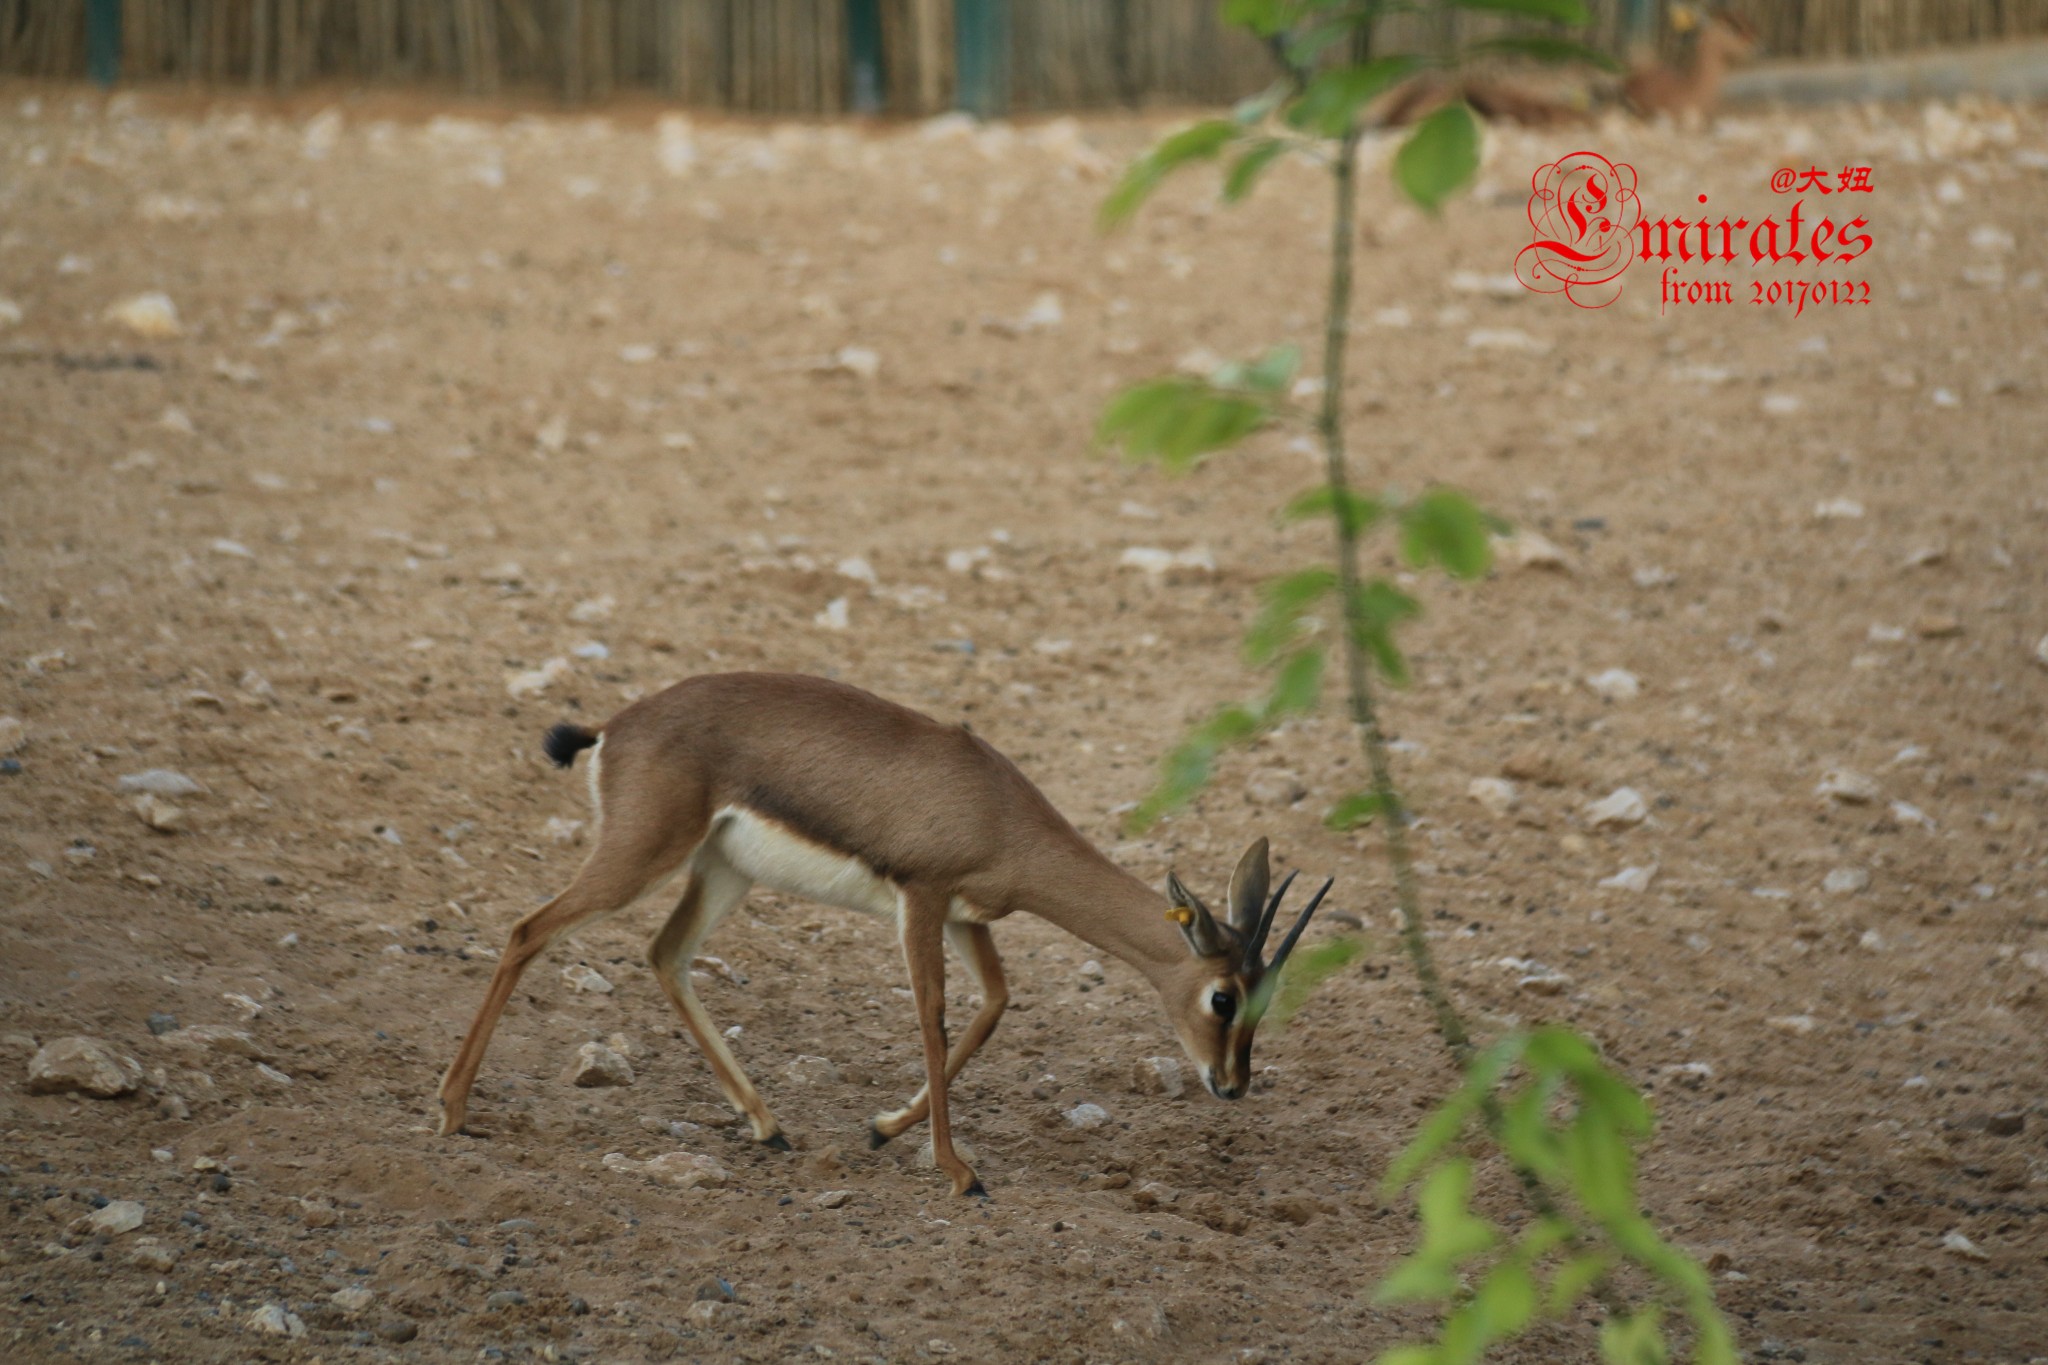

712,805,901,919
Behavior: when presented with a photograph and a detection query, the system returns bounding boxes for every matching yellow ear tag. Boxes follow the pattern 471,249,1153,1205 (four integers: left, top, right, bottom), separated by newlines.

1167,907,1193,926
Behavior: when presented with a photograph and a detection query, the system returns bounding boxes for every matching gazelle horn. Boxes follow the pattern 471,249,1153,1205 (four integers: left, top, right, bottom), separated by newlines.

1243,869,1299,967
1263,877,1335,975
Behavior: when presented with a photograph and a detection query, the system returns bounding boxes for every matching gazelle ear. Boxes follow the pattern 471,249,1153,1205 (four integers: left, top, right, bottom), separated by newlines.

1669,3,1700,32
1226,837,1270,936
1165,871,1227,957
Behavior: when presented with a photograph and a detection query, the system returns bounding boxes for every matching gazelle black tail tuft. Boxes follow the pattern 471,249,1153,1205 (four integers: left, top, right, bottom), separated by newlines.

542,723,599,769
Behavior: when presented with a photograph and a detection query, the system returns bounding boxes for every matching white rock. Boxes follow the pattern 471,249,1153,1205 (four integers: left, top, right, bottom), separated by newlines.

1246,768,1306,808
1890,800,1934,828
1492,530,1569,571
916,1135,979,1169
1859,930,1884,952
543,816,586,845
656,114,698,175
133,795,185,833
1584,787,1648,830
813,597,850,630
105,292,183,339
1465,328,1550,354
1823,867,1870,895
88,1200,145,1235
603,1150,731,1189
1131,1056,1184,1099
944,546,990,574
1812,498,1865,521
1586,668,1640,702
1760,392,1804,416
1518,971,1571,995
564,1042,634,1088
246,1305,306,1337
831,346,880,380
1467,777,1518,816
1077,959,1105,983
1632,565,1676,588
0,297,22,327
0,715,26,754
1119,546,1215,576
1941,1230,1990,1262
301,107,344,159
505,656,572,699
569,594,616,623
562,963,613,994
836,556,877,585
2034,632,2048,668
256,1062,295,1086
784,1055,840,1086
163,1024,274,1061
1767,1014,1817,1036
1598,864,1657,893
1065,1101,1112,1129
1447,271,1523,298
117,769,204,797
814,1189,851,1209
331,1286,375,1313
27,1037,143,1097
1816,769,1881,804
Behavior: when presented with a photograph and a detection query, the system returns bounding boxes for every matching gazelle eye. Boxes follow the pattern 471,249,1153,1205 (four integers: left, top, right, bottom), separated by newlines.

1209,990,1237,1023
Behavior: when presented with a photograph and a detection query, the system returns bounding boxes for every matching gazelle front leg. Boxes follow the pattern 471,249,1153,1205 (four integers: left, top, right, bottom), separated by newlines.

647,852,789,1148
897,887,983,1196
870,921,1008,1147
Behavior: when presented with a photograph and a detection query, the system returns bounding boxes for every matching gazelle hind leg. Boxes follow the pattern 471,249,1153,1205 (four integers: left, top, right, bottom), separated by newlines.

648,852,786,1146
437,821,693,1135
870,921,1008,1146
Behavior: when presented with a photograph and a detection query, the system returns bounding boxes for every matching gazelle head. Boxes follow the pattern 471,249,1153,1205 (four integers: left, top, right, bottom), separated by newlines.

1161,838,1334,1101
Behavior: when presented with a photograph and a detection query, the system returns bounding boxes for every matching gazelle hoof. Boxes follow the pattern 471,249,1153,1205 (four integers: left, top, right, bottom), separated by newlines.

761,1132,793,1152
961,1178,988,1199
866,1121,891,1150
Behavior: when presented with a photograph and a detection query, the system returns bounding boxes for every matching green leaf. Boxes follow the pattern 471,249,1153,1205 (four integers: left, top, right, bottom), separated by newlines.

1394,102,1480,214
1223,138,1288,202
1547,1252,1612,1315
1259,934,1363,1026
1447,0,1592,23
1691,1314,1738,1365
1097,378,1270,472
1373,1348,1442,1365
1350,579,1421,685
1223,0,1296,37
1245,567,1336,665
1264,647,1325,719
1462,1261,1538,1344
1242,342,1301,392
1280,486,1384,537
1101,119,1239,227
1197,704,1262,748
1324,790,1389,830
1286,56,1428,137
1375,1255,1462,1305
1598,1309,1669,1365
1495,1072,1564,1181
1399,488,1494,579
1466,34,1622,71
1381,1035,1525,1195
1126,703,1262,834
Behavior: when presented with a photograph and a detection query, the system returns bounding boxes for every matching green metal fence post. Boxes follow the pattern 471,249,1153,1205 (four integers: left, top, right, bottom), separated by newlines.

953,0,1009,119
847,0,887,113
87,0,123,87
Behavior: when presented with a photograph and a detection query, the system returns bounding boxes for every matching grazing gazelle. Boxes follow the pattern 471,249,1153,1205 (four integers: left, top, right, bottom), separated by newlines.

437,671,1333,1196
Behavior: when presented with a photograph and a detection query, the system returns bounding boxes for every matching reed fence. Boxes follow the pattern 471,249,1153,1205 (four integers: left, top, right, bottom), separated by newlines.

4,0,2046,113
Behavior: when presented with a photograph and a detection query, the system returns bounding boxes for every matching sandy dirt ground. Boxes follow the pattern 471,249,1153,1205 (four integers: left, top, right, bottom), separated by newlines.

1,79,2045,1365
